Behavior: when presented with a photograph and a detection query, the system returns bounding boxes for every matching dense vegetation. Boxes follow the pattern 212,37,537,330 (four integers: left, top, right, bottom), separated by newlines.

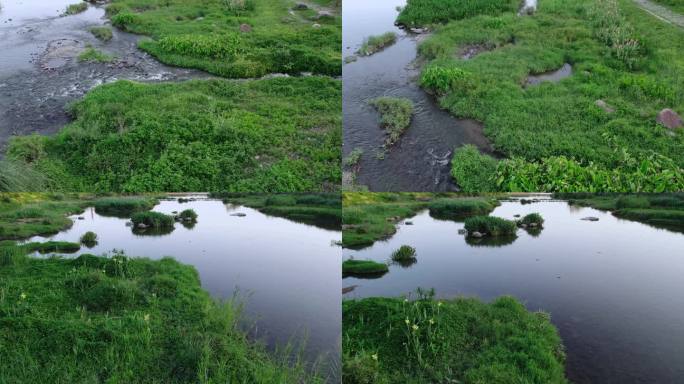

412,0,684,191
369,97,414,147
0,247,323,383
343,259,389,277
93,196,158,217
342,192,499,248
7,78,341,192
396,0,518,27
105,0,340,77
358,32,397,56
217,193,341,230
559,192,684,232
343,291,567,383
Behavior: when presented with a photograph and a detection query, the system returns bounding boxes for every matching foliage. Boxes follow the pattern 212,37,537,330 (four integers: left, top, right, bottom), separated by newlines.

344,148,363,168
464,215,517,236
343,292,568,383
428,196,498,219
0,160,48,192
130,211,175,228
79,231,98,247
420,65,471,95
358,32,397,56
396,0,517,27
391,245,416,261
369,97,414,146
8,78,341,192
343,259,389,276
450,145,498,192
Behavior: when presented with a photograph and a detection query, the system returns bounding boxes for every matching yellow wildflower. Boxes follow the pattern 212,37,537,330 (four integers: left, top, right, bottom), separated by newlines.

20,292,27,300
371,353,378,361
412,324,419,331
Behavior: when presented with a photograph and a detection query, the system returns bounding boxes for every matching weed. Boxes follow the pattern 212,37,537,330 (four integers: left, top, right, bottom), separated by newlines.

391,245,416,262
79,231,98,247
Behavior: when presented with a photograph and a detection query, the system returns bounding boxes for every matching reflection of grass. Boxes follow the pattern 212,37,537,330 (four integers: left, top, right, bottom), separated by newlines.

391,245,416,262
0,248,324,382
343,289,567,383
343,259,388,276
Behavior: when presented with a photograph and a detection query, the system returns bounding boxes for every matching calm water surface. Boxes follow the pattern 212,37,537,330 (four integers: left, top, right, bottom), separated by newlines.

343,0,492,191
343,196,684,383
24,196,341,378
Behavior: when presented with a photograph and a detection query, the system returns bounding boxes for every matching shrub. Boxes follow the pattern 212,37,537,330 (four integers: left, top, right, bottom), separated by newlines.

178,209,198,221
358,32,397,56
80,231,98,247
520,213,544,226
464,216,516,236
420,65,471,95
369,97,414,146
391,245,416,261
131,211,175,228
450,145,498,192
343,259,389,275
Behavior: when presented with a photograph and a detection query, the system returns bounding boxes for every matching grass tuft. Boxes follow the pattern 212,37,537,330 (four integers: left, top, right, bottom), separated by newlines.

358,32,397,56
369,97,414,147
464,215,517,236
89,26,113,41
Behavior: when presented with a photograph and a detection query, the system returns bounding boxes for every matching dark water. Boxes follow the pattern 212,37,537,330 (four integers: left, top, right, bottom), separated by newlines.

527,63,573,86
343,0,492,192
343,196,684,384
23,195,341,379
0,0,208,153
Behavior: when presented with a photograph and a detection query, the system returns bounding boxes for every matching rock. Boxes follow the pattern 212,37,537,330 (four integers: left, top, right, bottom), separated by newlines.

317,10,334,19
520,223,528,228
293,3,308,10
656,108,682,129
312,23,321,28
344,55,358,64
125,221,133,227
595,99,615,114
172,211,178,214
514,214,520,217
137,223,149,229
77,216,85,220
581,217,599,221
405,221,413,225
341,224,358,230
458,229,467,235
471,231,484,238
409,27,427,34
239,23,252,33
529,222,538,227
230,212,247,217
518,0,537,15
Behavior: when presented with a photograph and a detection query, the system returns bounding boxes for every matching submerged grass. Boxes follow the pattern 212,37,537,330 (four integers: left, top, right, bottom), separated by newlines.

343,290,567,383
0,247,324,383
7,78,341,192
105,0,341,78
415,0,684,191
358,32,397,56
369,97,414,147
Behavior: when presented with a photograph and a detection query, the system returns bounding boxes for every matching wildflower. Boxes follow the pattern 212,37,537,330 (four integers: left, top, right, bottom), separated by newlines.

405,318,410,325
412,324,419,332
20,292,27,300
144,314,150,322
437,302,443,307
429,318,435,325
371,353,378,361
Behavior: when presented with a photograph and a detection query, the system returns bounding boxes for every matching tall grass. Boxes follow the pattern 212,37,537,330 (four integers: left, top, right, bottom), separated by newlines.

131,211,174,228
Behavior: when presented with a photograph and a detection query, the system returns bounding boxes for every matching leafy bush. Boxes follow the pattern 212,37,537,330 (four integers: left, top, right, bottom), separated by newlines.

370,97,414,146
464,216,516,236
130,211,174,228
450,145,498,192
391,245,416,261
420,66,471,95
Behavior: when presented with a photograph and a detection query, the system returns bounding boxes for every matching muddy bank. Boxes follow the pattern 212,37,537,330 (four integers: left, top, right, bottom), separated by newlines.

342,0,493,192
0,0,209,154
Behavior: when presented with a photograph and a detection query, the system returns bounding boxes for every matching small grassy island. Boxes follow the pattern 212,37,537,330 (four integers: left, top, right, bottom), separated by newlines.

343,259,389,277
343,291,568,383
369,97,414,147
358,32,398,56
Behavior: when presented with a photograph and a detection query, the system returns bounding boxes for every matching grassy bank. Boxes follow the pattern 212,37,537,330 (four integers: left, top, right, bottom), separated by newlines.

105,0,340,78
216,193,341,230
0,247,322,383
342,192,499,248
343,292,567,383
558,192,684,232
7,78,341,192
413,0,684,191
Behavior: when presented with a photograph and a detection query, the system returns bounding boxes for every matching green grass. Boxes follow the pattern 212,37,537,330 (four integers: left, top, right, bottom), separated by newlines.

0,160,48,192
415,0,684,191
64,2,88,15
450,145,498,192
131,211,175,228
428,196,498,220
343,259,389,276
464,215,517,236
0,194,87,240
519,212,544,226
343,148,363,168
93,196,158,217
105,0,341,78
652,0,684,14
80,231,98,247
391,245,416,262
396,0,517,27
358,32,397,56
90,26,113,41
7,77,341,192
0,248,323,383
369,97,414,147
21,241,81,254
217,193,341,230
178,209,198,221
343,292,567,383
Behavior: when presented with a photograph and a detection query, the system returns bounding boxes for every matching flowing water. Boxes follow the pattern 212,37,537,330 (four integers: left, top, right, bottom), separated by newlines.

0,0,208,153
343,0,493,192
22,195,341,379
343,196,684,383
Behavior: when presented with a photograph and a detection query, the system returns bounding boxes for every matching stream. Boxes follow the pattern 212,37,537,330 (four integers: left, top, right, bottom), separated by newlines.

0,0,209,153
342,0,493,192
343,195,684,383
22,195,342,380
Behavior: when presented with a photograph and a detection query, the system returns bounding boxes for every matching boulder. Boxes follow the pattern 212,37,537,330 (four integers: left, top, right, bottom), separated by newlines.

77,216,85,220
581,217,599,221
595,99,615,114
657,109,682,129
458,229,467,235
137,223,149,229
405,221,413,225
317,10,334,19
312,23,321,28
125,222,133,227
239,23,252,33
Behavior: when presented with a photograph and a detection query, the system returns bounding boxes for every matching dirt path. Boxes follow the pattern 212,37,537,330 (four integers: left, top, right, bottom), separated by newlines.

633,0,684,28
